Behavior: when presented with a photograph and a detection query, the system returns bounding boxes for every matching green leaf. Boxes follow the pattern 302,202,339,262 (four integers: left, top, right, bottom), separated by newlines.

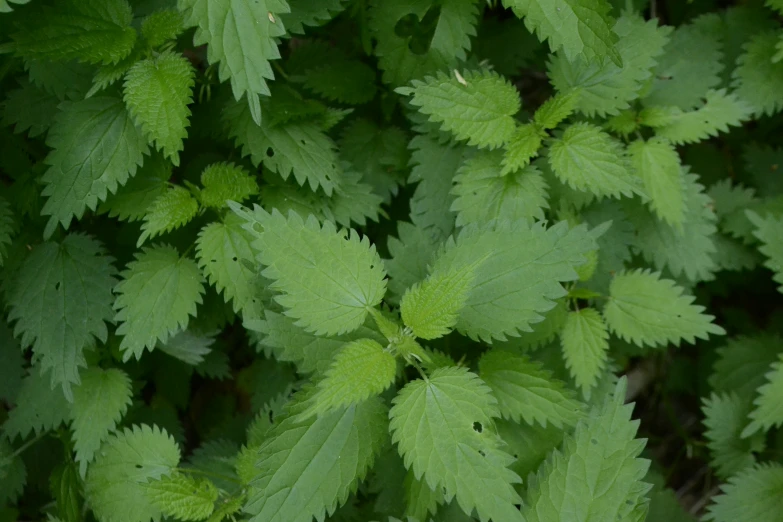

479,349,583,429
114,245,206,360
282,0,347,35
304,339,396,417
245,393,389,522
87,49,142,98
158,330,215,365
741,354,783,438
702,392,763,479
6,234,117,398
643,19,723,110
503,0,620,65
199,163,258,208
71,368,133,476
603,269,725,348
196,214,263,318
1,79,59,138
408,135,467,238
747,211,783,293
233,206,387,336
399,69,520,149
41,96,148,238
400,260,477,340
429,220,598,342
3,369,70,441
501,123,545,173
0,0,29,13
0,196,15,267
98,153,171,222
385,222,442,304
548,13,670,117
141,9,185,49
301,60,377,105
404,469,443,521
389,367,525,522
85,425,181,522
138,185,200,246
704,464,783,522
0,439,26,505
253,310,385,376
123,51,195,165
224,99,342,196
626,171,719,282
548,122,643,200
452,150,549,227
10,0,137,65
628,137,685,228
178,0,287,124
710,335,783,406
523,378,651,522
649,90,752,144
732,32,783,116
560,307,610,397
370,0,480,85
144,473,218,521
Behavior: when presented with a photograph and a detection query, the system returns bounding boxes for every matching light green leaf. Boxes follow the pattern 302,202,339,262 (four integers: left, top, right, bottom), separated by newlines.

71,368,133,476
6,234,117,398
138,185,200,246
399,69,520,149
741,354,783,438
548,122,643,200
548,13,670,117
114,245,206,360
747,211,783,293
370,0,480,86
199,162,258,208
85,425,181,522
389,367,525,522
123,51,195,165
245,393,389,522
702,392,763,479
534,90,581,129
501,123,544,173
704,464,783,522
10,0,136,65
196,214,263,318
479,349,583,428
650,90,752,144
304,339,396,418
233,206,387,336
253,310,385,376
0,0,30,13
523,378,651,522
158,330,215,366
429,220,598,342
385,222,442,304
452,150,548,227
224,99,341,196
41,96,148,238
404,469,443,521
400,260,477,340
178,0,287,123
3,368,70,441
603,269,725,348
503,0,620,65
560,307,610,397
628,137,685,228
144,473,218,521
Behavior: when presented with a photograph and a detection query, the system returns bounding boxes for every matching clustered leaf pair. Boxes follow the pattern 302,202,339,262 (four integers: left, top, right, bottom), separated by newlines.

3,0,783,521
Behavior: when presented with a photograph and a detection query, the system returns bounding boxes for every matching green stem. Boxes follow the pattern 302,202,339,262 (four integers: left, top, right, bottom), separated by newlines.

10,431,47,459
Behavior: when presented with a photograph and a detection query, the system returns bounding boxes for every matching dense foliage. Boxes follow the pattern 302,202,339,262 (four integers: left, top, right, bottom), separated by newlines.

1,0,783,521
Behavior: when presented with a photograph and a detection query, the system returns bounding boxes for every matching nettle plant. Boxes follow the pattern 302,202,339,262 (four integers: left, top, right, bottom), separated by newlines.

2,0,783,521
